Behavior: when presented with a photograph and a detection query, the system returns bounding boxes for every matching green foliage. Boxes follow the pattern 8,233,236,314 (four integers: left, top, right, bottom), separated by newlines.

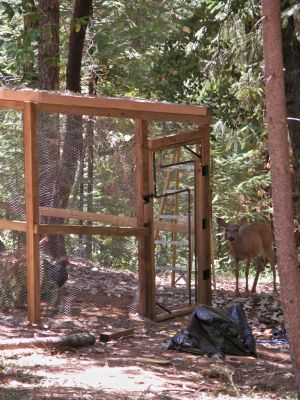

0,0,278,273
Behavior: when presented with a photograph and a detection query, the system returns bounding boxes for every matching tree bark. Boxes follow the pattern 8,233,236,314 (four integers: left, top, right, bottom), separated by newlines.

282,16,300,219
48,0,93,256
37,0,60,226
38,0,59,90
66,0,93,93
86,69,95,257
262,1,300,397
0,332,95,349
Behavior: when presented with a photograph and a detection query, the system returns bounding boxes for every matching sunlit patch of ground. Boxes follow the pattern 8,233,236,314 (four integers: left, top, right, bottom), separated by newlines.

0,270,296,400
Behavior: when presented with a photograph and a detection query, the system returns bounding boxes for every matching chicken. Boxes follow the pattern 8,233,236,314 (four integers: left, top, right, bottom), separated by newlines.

43,258,69,288
0,240,6,253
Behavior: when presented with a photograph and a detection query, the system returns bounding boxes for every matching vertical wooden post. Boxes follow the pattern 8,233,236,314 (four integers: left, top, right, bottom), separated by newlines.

23,102,40,323
194,126,212,305
194,143,204,304
135,120,156,318
202,125,212,304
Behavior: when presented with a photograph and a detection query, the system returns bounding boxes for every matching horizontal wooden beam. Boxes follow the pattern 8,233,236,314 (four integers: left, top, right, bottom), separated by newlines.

40,206,137,227
38,224,149,237
37,104,211,124
0,89,211,124
41,206,190,233
148,128,204,151
0,219,26,231
0,99,24,111
0,202,190,234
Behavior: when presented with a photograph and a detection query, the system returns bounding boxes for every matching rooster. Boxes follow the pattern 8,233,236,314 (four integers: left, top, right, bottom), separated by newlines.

41,258,69,304
42,258,69,288
0,240,6,253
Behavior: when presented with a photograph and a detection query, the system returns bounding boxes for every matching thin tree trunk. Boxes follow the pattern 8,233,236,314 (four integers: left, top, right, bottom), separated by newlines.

37,0,60,232
86,69,95,258
262,1,300,397
66,0,93,93
48,0,93,257
38,0,59,90
23,3,38,84
282,16,300,220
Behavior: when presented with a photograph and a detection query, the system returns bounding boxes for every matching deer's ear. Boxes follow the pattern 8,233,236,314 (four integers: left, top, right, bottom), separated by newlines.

217,217,226,228
239,218,247,226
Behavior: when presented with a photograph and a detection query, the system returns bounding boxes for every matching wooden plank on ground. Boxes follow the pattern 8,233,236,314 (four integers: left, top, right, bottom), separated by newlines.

155,305,195,322
134,357,171,365
225,355,257,364
99,328,134,342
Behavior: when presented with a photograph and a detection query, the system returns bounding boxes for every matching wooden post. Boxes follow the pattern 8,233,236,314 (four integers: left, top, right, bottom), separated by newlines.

194,127,212,305
202,125,212,304
135,120,156,318
23,102,40,323
171,150,180,287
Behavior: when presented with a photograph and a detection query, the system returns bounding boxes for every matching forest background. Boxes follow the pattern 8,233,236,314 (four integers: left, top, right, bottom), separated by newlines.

0,0,299,272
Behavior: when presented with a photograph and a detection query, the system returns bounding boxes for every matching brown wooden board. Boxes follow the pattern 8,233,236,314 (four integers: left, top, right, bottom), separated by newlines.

99,328,134,342
38,224,149,237
135,120,156,318
23,102,40,323
0,89,211,123
148,128,204,151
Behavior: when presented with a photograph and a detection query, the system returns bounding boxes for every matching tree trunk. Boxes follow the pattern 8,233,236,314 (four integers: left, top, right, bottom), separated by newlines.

86,70,95,258
37,0,60,227
48,0,93,257
23,3,38,84
38,0,59,90
66,0,93,93
262,1,300,397
282,16,300,220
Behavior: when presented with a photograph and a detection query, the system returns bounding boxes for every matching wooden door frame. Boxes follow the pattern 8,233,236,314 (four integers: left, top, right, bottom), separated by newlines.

143,127,211,321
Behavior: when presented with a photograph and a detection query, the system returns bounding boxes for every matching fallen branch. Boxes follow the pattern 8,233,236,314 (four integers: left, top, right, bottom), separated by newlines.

0,332,95,350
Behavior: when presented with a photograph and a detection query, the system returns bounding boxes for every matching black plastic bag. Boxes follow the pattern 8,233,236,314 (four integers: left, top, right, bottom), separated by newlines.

168,304,256,357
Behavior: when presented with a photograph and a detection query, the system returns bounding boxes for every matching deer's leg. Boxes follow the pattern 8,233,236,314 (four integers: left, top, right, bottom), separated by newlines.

271,262,277,293
234,259,240,294
245,259,251,293
251,257,263,293
265,248,277,293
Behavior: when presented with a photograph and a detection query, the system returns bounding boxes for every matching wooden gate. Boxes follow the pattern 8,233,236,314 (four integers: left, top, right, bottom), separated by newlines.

138,127,212,321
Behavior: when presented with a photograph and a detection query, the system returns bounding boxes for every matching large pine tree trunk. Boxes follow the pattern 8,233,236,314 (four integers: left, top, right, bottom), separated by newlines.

262,1,300,397
38,0,59,90
48,0,93,257
37,0,60,221
282,16,300,220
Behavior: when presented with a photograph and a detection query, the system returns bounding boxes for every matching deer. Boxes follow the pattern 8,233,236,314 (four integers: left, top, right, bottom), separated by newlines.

217,217,277,294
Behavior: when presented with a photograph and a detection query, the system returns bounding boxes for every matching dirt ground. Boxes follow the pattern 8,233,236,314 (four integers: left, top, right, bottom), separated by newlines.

0,262,296,400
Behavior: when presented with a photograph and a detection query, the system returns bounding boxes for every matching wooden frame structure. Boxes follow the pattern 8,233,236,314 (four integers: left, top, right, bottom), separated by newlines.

0,89,212,323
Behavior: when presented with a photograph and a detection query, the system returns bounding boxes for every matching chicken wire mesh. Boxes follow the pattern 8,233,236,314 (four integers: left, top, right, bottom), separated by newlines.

0,109,27,313
37,113,140,326
152,146,198,315
0,104,200,327
0,109,142,329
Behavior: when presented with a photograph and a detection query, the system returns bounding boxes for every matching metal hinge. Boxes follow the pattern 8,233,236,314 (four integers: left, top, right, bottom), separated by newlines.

203,269,210,280
202,165,209,176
